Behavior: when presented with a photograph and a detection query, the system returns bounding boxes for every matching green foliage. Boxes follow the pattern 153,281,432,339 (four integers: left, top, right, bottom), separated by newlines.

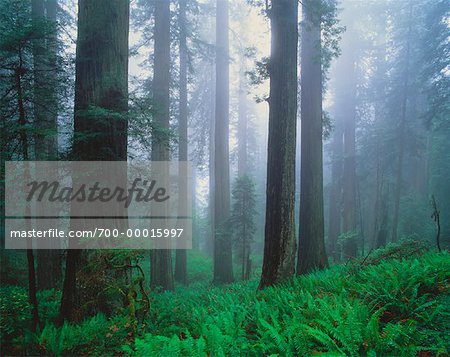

420,0,449,130
36,313,133,356
338,230,359,245
230,177,257,258
0,285,31,344
365,238,430,265
121,249,449,356
3,247,448,355
302,0,345,85
399,194,435,241
46,250,146,322
231,176,257,234
186,250,213,283
0,0,73,162
0,251,28,286
36,289,61,322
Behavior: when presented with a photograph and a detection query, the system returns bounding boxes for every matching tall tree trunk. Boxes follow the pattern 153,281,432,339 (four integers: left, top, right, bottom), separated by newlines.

43,0,58,155
60,0,129,321
17,48,40,331
259,0,297,289
33,0,62,291
207,62,215,255
175,0,188,285
376,192,389,248
150,0,174,291
237,54,247,177
328,122,343,261
341,67,357,258
391,1,412,242
192,168,200,250
213,0,233,284
371,11,388,250
32,0,46,158
371,140,383,249
297,0,328,275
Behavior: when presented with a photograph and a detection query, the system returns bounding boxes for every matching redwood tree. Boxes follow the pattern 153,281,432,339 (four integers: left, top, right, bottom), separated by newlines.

60,0,129,321
150,0,174,291
297,0,328,275
213,0,233,284
327,120,343,261
174,0,188,285
259,0,298,289
32,0,62,291
334,17,358,259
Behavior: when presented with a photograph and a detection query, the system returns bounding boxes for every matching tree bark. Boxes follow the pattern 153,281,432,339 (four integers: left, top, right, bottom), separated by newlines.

297,0,328,275
17,47,40,331
60,0,129,321
391,1,412,242
32,0,62,291
259,0,298,289
207,62,215,256
328,122,343,261
213,0,233,284
175,0,188,285
150,0,174,291
341,49,358,259
371,11,388,250
237,53,248,177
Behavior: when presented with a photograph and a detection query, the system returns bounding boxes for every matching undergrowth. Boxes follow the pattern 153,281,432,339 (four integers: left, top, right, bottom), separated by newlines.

1,243,449,356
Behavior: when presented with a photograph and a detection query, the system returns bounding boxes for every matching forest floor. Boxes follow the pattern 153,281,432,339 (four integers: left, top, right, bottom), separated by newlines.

1,241,449,356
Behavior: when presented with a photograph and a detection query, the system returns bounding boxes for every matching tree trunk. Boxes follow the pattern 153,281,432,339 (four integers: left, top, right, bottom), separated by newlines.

328,122,343,261
213,0,233,284
32,0,62,291
376,193,389,248
341,70,357,258
175,0,188,285
207,62,215,256
297,0,328,275
150,0,174,291
371,144,382,249
192,168,200,250
259,0,297,289
371,12,388,250
391,1,412,242
60,0,129,322
237,53,248,177
17,49,40,331
32,0,47,158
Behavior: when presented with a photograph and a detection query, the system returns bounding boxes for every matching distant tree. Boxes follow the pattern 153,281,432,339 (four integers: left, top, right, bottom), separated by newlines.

230,176,256,280
332,6,359,259
327,118,343,261
297,0,328,274
213,0,233,284
390,1,413,243
175,0,188,285
150,0,174,291
259,0,298,289
420,0,450,247
358,0,429,244
236,35,249,178
0,0,66,247
0,0,70,329
348,0,393,252
30,0,62,291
